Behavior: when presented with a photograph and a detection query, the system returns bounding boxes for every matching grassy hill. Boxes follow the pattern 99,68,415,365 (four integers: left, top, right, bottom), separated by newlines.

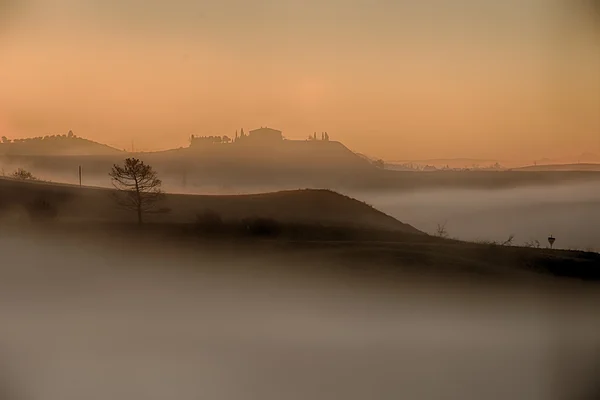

0,178,419,233
0,134,123,156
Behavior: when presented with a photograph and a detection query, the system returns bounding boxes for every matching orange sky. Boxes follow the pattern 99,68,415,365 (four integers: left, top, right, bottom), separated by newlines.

0,0,598,160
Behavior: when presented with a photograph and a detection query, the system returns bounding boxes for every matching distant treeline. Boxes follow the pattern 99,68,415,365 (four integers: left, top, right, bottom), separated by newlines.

1,130,80,144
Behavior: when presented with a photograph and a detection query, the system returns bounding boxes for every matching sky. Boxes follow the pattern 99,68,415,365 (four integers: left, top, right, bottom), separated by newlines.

0,0,598,160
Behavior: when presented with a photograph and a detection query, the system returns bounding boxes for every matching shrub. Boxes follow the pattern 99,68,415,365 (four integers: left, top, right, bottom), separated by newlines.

501,234,515,246
12,168,37,180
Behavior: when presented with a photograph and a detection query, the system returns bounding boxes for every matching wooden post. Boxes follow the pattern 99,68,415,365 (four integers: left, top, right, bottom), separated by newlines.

78,166,82,187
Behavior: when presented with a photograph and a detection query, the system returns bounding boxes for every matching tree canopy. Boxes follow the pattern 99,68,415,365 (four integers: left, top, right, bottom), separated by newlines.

109,158,162,224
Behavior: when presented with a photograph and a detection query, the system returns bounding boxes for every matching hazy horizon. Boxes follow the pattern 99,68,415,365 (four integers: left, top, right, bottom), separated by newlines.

2,4,600,396
1,0,599,160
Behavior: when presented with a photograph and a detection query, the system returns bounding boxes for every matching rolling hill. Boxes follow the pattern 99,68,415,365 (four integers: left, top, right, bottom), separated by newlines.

0,178,420,233
0,138,380,190
2,178,600,282
3,134,600,192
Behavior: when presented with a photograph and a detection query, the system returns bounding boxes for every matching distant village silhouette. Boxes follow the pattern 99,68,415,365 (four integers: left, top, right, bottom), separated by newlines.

189,127,330,147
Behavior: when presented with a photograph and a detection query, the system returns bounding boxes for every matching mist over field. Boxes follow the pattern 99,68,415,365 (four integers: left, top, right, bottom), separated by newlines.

5,161,598,251
360,181,600,252
3,155,599,252
1,0,599,398
1,231,600,400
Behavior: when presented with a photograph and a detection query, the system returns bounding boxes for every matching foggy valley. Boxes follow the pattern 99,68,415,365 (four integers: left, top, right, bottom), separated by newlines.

1,133,600,399
6,159,599,251
1,230,600,400
2,0,600,398
360,181,600,252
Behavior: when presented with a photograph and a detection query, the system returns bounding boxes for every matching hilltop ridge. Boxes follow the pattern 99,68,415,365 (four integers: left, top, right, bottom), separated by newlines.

0,131,123,156
0,129,380,189
3,131,600,192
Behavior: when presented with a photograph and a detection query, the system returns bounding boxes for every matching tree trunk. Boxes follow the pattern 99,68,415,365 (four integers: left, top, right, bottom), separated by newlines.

135,179,142,224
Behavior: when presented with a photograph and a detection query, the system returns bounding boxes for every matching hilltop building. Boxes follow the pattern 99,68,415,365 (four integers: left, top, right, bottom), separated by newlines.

190,127,331,149
247,127,283,143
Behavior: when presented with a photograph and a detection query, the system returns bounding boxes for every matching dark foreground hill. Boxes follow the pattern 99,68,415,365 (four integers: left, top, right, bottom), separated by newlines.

1,178,599,282
0,178,419,233
5,212,600,283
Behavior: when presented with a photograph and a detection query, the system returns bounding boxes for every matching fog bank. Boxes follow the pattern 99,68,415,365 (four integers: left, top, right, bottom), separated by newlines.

1,231,599,399
362,181,600,252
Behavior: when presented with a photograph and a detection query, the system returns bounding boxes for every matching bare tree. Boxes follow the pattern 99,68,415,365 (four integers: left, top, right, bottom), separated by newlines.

435,221,449,238
109,158,162,224
501,234,515,246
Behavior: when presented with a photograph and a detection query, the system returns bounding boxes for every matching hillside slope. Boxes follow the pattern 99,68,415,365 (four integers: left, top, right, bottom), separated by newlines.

0,178,420,233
